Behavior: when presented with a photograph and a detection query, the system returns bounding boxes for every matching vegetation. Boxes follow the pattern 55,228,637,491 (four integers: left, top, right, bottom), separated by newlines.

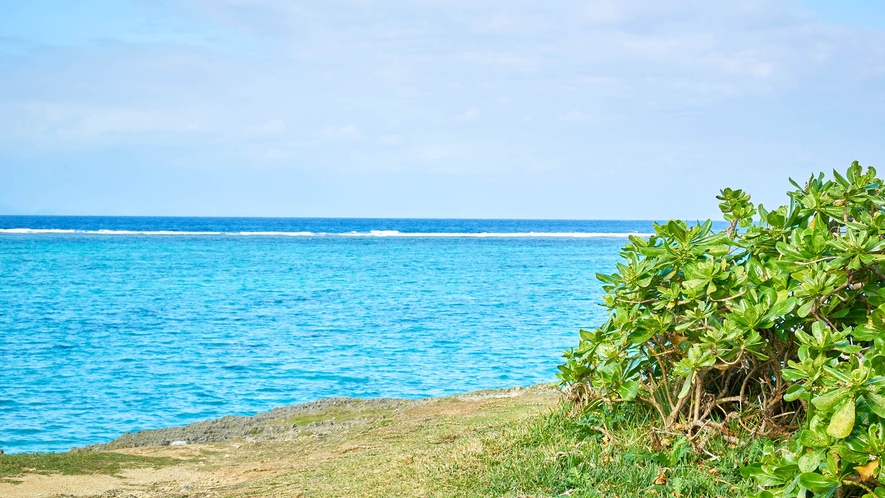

0,451,177,483
0,387,759,497
438,402,759,497
558,162,885,496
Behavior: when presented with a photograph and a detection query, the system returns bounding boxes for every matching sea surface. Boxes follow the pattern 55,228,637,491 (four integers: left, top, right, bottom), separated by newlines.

0,217,713,453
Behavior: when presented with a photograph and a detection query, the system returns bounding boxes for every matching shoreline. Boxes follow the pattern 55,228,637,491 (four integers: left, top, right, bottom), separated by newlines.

1,384,561,497
75,383,559,452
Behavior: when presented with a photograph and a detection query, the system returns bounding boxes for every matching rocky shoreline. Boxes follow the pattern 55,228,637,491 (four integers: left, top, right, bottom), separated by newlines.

76,385,555,452
1,385,562,498
78,397,409,451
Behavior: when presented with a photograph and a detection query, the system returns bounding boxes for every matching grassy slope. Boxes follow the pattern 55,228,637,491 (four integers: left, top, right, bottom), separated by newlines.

0,385,764,497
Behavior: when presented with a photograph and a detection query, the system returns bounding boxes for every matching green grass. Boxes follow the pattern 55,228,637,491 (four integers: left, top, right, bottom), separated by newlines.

433,403,767,497
0,451,179,483
236,391,766,497
0,389,771,496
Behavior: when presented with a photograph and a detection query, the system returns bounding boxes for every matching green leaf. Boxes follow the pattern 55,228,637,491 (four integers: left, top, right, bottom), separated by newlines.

864,392,885,418
833,168,850,187
798,300,814,318
739,463,763,479
824,366,852,383
782,368,808,381
766,297,797,318
617,380,640,401
798,471,838,493
798,448,825,472
853,324,881,341
741,464,787,486
797,429,829,448
784,384,806,402
827,397,856,438
811,388,850,412
677,374,694,399
832,442,868,464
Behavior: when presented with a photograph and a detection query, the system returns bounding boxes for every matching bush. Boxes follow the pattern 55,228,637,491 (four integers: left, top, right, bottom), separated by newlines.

558,162,885,497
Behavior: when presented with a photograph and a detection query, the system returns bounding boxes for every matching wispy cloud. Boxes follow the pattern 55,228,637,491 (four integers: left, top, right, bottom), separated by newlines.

580,0,626,25
6,103,205,145
1,0,884,217
454,108,480,121
323,124,361,139
460,52,538,71
560,111,589,122
246,118,286,135
417,144,456,161
380,134,401,144
471,14,540,34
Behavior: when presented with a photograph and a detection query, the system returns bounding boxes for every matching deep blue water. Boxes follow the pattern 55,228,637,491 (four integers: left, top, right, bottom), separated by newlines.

0,216,717,453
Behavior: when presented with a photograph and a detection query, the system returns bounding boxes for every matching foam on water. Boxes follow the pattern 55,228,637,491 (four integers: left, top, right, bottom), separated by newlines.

342,230,653,237
0,228,78,234
236,231,317,236
0,228,652,238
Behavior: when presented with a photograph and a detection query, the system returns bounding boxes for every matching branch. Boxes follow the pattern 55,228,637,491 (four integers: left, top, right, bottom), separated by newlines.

710,289,748,303
795,256,836,266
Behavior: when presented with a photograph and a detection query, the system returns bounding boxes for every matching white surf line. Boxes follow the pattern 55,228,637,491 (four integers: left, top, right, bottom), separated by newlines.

338,231,654,238
0,228,654,238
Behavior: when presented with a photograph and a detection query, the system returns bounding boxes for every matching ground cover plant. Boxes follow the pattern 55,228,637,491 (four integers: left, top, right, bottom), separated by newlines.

559,162,885,497
0,451,178,483
437,401,760,497
0,387,758,497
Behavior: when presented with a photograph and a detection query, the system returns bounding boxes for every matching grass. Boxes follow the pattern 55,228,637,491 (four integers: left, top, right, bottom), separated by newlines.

0,387,770,496
0,451,179,483
231,388,765,497
279,405,393,427
432,403,765,497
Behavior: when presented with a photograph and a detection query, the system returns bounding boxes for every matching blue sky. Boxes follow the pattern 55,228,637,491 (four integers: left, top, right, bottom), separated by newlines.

1,1,883,219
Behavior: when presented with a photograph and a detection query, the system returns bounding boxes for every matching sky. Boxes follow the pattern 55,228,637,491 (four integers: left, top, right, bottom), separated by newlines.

1,1,883,219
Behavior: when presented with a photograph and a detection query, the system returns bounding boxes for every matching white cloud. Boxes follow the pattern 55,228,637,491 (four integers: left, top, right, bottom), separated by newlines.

246,118,286,135
8,103,204,145
454,108,480,121
560,111,589,122
323,124,361,139
471,14,539,34
581,0,626,25
707,50,775,78
3,0,885,218
265,148,289,159
578,76,616,85
417,144,456,161
460,52,537,71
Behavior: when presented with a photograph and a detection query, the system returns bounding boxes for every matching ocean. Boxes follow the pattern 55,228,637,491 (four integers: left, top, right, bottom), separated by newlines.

0,216,707,453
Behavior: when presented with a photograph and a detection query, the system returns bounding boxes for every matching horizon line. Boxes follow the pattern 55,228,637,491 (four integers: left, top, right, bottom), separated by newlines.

0,214,727,222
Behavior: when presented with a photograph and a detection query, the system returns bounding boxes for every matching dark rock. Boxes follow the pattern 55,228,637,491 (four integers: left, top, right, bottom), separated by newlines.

83,397,407,450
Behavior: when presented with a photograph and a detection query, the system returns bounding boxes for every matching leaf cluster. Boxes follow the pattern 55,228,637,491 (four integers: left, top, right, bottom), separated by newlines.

558,162,885,497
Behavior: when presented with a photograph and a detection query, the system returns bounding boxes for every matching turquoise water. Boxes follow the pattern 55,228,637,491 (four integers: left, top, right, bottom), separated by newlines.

0,217,681,453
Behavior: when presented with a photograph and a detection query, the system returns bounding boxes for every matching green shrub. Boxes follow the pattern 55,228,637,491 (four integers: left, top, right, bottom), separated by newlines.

558,162,885,497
